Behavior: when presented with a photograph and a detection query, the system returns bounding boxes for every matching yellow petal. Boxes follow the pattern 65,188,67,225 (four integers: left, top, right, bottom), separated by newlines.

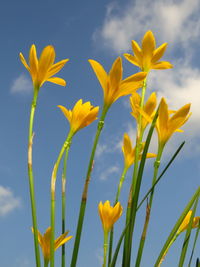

144,92,157,115
109,57,122,90
131,40,143,64
123,53,140,67
152,43,168,63
47,59,69,78
158,98,169,132
142,31,156,59
58,105,72,122
19,52,30,72
88,59,108,94
152,61,173,69
29,44,38,79
38,45,55,82
47,77,66,86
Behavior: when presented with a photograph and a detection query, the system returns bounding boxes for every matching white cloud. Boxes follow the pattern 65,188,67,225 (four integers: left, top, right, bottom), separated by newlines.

96,144,108,158
10,74,32,94
99,165,120,181
0,186,21,216
94,0,200,53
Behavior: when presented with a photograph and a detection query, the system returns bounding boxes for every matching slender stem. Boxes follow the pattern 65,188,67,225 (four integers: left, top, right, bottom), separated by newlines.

137,142,185,211
108,167,128,265
123,109,158,267
70,106,108,267
28,88,41,267
135,144,163,266
44,259,49,267
135,201,150,266
50,133,73,267
61,144,71,267
188,222,200,267
178,194,199,267
154,187,200,266
157,235,178,267
103,231,109,267
123,78,147,266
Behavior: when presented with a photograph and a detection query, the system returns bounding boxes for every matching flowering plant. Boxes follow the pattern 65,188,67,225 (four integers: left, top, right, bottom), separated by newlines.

20,31,199,267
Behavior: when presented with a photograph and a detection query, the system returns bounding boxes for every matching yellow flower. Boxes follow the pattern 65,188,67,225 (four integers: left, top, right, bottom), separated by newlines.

98,201,123,232
20,44,69,89
156,98,191,147
58,99,99,135
122,133,156,169
124,30,173,72
130,92,157,133
177,211,200,234
88,57,147,109
32,227,72,262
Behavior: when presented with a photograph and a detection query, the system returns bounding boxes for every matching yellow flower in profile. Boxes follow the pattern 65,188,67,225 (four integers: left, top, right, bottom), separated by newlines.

122,133,156,169
20,44,69,89
58,99,99,136
88,57,147,109
124,30,173,72
177,211,200,234
130,92,157,133
156,98,191,147
32,227,72,263
98,201,123,232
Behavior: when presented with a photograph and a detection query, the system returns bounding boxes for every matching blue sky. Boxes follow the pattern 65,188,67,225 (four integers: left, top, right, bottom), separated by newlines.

0,0,200,266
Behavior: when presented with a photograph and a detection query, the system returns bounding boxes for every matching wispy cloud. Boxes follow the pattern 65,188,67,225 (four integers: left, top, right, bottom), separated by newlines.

10,74,32,94
0,186,21,216
93,0,200,53
99,165,120,181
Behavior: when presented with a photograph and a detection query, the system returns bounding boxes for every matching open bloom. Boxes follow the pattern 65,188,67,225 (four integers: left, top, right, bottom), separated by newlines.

130,92,157,133
20,44,69,89
156,98,191,147
98,201,123,232
122,133,156,169
58,99,99,136
177,211,200,234
124,30,173,72
32,227,72,263
88,57,146,109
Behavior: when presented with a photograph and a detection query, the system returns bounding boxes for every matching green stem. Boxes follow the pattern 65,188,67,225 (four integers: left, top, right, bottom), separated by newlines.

154,187,200,266
103,231,109,267
44,259,49,267
135,144,163,266
61,143,71,267
157,234,178,267
28,88,41,267
188,222,200,267
123,78,147,266
108,167,128,265
50,133,73,267
70,106,108,267
178,193,199,267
